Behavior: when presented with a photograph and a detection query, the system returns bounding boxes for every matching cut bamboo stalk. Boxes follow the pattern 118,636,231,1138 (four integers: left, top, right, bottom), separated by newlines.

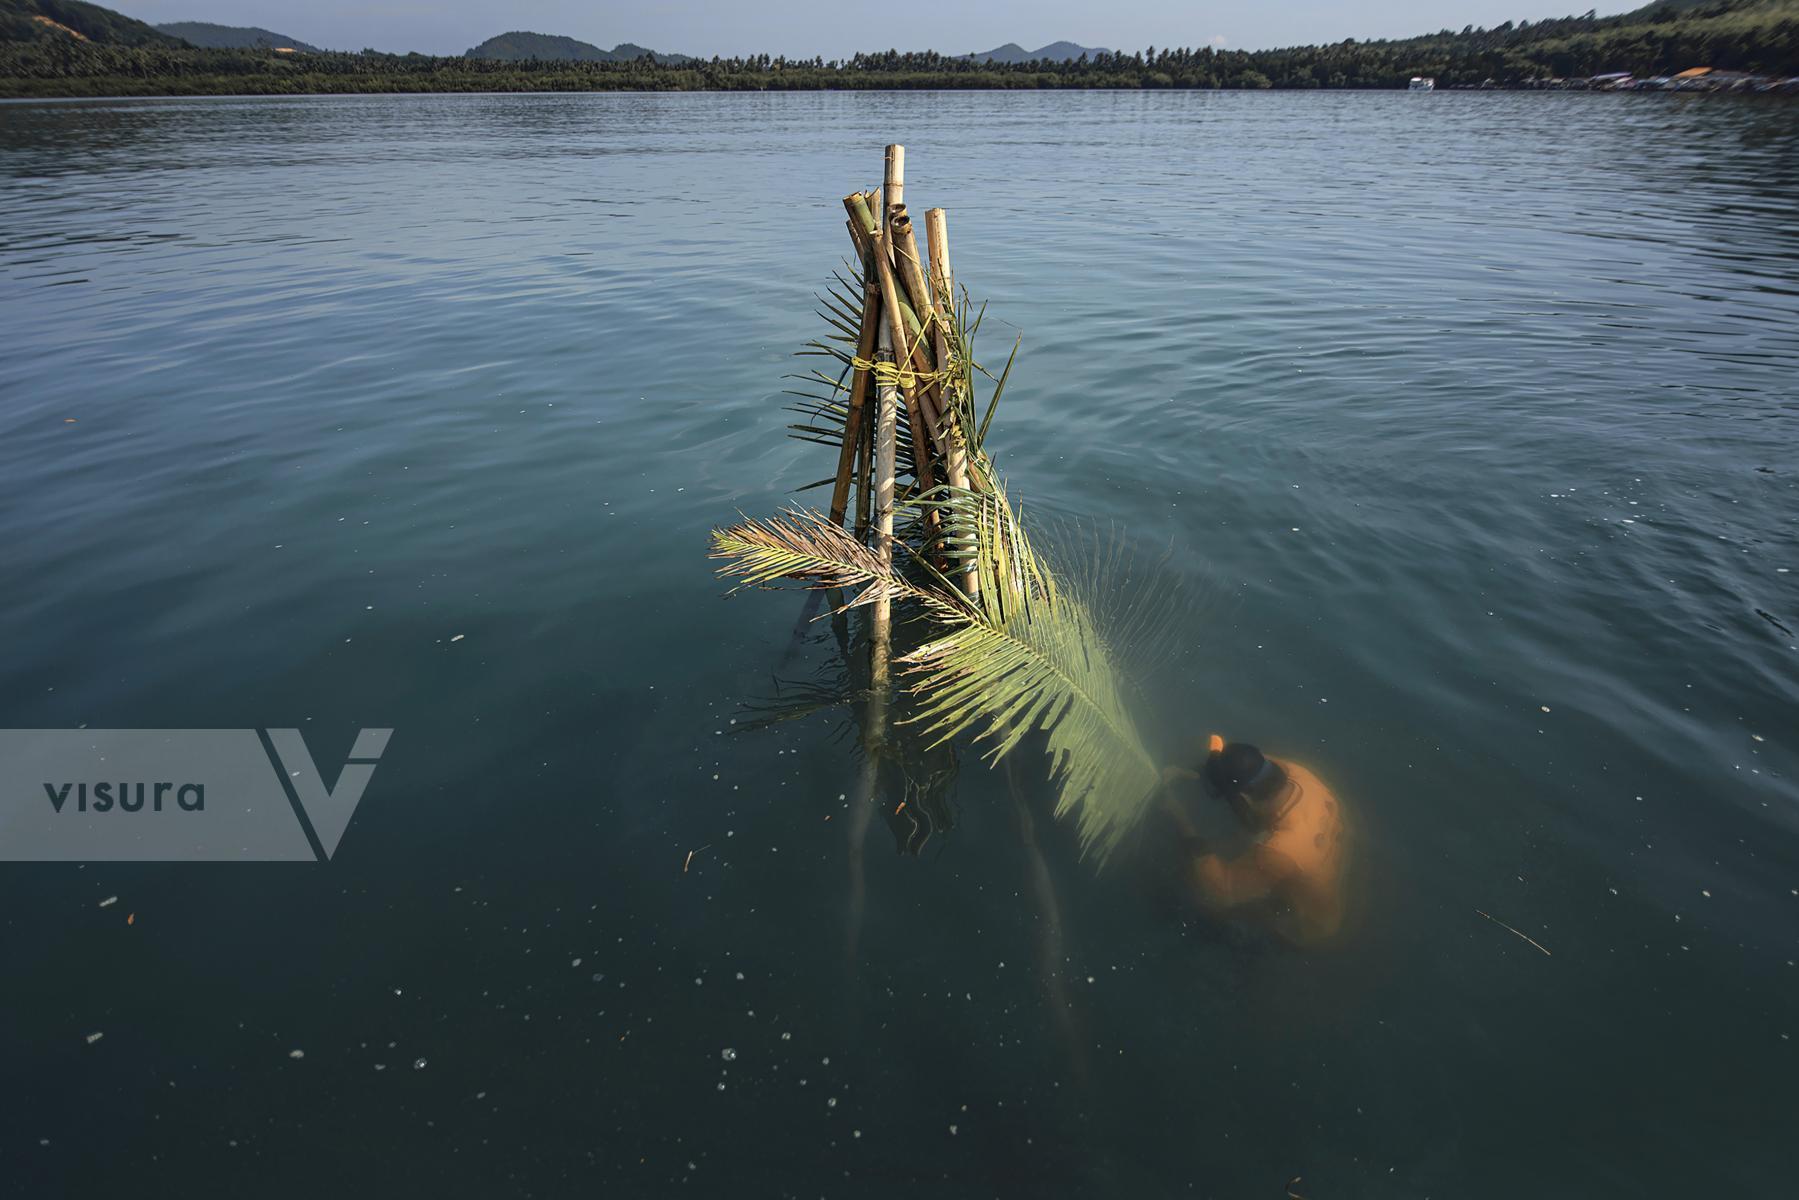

889,206,935,337
925,208,953,305
883,145,904,218
846,193,879,248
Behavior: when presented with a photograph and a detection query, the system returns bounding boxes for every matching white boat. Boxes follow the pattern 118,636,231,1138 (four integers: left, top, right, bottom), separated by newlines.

1409,76,1436,92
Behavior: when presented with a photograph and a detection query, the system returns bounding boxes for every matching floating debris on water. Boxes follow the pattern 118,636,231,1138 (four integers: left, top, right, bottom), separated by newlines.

288,1049,305,1060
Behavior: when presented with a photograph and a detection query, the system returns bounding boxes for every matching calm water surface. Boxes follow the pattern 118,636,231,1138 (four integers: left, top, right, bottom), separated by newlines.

1,91,1796,1197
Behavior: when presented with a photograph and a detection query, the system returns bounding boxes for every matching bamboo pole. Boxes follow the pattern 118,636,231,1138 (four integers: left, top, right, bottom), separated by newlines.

925,207,954,399
894,206,958,457
924,207,976,597
859,188,883,537
888,205,948,430
870,288,899,695
848,192,879,244
855,380,873,535
925,208,954,315
883,144,904,218
871,230,937,496
890,207,957,461
849,304,899,968
889,206,935,336
873,243,952,464
830,199,883,528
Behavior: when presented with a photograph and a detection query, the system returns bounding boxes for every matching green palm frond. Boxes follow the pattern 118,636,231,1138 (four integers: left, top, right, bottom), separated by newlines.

899,483,1159,863
710,485,1160,864
709,507,964,623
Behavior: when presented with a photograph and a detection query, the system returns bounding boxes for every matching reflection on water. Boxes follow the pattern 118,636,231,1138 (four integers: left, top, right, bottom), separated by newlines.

1,91,1796,1196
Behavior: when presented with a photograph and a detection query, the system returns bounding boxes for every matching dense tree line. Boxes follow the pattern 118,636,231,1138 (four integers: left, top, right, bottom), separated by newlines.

2,0,1795,98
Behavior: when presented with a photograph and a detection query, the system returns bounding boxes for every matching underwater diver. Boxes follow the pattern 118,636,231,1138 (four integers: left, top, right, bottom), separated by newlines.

1159,735,1349,946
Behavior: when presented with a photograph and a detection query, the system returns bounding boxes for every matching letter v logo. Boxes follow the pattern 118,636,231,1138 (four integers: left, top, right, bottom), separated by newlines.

264,728,391,860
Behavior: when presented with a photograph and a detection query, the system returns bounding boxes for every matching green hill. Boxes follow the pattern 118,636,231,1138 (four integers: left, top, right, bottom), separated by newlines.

970,41,1109,63
0,0,185,46
155,21,320,52
464,30,688,63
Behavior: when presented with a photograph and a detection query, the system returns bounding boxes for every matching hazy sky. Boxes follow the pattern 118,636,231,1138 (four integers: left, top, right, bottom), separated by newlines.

113,2,1637,58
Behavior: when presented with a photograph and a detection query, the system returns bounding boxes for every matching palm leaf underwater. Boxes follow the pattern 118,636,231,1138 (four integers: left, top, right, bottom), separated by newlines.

710,163,1161,863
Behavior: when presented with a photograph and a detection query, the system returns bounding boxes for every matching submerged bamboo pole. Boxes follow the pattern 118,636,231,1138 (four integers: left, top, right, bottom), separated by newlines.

849,304,900,968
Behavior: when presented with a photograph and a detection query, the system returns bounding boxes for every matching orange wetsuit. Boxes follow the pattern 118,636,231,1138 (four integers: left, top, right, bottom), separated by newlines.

1188,758,1348,945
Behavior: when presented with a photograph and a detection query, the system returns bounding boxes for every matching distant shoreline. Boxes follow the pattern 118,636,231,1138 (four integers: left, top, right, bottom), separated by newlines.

3,81,1795,102
6,0,1796,101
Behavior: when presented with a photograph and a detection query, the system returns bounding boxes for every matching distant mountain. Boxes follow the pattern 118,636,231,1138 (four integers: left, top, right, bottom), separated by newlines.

464,30,689,63
968,40,1109,64
156,21,320,52
0,0,186,46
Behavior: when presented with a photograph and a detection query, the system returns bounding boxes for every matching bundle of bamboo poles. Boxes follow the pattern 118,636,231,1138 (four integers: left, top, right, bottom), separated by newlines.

829,144,977,628
712,144,1161,866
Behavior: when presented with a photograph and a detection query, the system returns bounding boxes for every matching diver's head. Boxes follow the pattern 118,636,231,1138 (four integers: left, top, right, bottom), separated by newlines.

1204,736,1291,828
